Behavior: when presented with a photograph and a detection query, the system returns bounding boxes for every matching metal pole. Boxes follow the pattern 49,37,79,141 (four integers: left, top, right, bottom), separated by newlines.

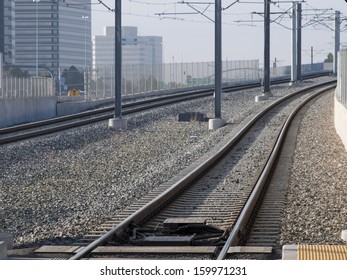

334,10,340,75
58,67,61,96
311,46,313,71
103,66,106,98
82,16,89,69
291,2,297,83
215,0,222,119
263,0,270,93
33,0,40,77
114,0,122,118
296,3,302,81
36,2,38,77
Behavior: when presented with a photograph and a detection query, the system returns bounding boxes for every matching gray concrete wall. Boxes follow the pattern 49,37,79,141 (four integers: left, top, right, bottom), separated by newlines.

335,49,347,152
56,97,114,116
334,94,347,152
55,87,203,117
0,97,56,128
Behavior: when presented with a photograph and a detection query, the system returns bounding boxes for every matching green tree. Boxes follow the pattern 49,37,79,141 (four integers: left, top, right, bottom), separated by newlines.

39,71,52,78
61,66,84,91
324,53,333,63
6,67,30,78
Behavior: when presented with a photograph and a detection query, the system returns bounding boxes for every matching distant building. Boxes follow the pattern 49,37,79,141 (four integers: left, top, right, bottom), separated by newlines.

0,1,15,66
1,0,92,77
93,26,163,69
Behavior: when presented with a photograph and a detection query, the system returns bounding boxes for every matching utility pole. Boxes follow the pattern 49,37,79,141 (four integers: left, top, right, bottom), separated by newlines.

290,2,302,84
296,2,302,81
334,10,340,75
255,0,271,101
215,0,222,119
208,0,225,130
311,46,313,71
263,0,271,93
290,2,297,84
109,0,127,130
33,0,40,77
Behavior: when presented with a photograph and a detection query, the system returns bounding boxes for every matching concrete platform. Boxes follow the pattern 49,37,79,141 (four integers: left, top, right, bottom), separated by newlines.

282,244,347,260
0,242,7,259
0,233,13,249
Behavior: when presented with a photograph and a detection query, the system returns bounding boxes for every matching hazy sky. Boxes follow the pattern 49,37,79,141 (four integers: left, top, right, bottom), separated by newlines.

90,0,347,66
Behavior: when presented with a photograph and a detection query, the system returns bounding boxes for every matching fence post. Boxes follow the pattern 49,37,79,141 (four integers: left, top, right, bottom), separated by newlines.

58,67,61,96
19,78,22,98
124,65,127,95
144,64,147,93
137,63,140,93
14,77,16,98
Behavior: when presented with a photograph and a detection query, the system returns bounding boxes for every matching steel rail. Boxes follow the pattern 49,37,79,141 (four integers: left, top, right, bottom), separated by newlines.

0,71,330,145
0,81,263,136
216,84,337,260
0,91,213,145
69,80,336,260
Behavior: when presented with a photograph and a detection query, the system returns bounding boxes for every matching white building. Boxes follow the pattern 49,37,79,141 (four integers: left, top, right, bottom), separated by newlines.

93,26,163,69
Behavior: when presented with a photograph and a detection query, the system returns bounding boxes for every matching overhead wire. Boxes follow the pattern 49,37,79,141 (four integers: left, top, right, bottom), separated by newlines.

56,0,345,32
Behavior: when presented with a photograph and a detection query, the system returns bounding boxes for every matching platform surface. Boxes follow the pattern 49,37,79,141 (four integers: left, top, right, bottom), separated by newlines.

283,244,347,260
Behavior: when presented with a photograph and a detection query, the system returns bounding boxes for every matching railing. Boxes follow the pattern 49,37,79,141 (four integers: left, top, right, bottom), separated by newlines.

0,61,332,101
87,61,329,100
0,77,54,99
88,60,260,99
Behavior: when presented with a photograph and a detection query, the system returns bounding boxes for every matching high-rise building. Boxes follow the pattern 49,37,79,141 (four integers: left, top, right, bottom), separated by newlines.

3,0,92,77
93,26,163,69
0,1,15,65
0,1,4,58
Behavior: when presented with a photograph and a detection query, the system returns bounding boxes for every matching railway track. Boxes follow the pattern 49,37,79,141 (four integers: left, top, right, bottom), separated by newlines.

31,79,336,260
0,72,330,145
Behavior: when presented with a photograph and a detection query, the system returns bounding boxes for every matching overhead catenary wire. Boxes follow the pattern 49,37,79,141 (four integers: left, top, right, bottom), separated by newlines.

56,0,344,29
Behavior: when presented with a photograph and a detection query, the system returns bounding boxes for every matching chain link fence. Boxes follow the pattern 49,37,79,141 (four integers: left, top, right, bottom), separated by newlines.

80,60,259,100
0,61,330,100
54,60,331,100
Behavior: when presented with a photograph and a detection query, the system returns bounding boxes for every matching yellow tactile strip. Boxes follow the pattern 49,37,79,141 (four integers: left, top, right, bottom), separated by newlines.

298,244,347,260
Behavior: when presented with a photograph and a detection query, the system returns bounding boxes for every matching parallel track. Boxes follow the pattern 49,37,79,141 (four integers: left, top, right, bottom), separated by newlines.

0,72,330,145
240,87,334,251
45,79,335,260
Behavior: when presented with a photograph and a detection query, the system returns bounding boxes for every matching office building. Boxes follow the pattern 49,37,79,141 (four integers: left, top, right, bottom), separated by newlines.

2,0,92,77
93,26,163,69
0,1,15,66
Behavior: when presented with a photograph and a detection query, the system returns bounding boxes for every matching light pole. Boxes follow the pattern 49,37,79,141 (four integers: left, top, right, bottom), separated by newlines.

33,0,40,77
82,15,89,69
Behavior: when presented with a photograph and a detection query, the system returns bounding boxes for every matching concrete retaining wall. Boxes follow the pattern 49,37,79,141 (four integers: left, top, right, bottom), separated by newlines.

56,97,114,116
334,95,347,151
335,49,347,152
0,97,56,128
55,86,211,117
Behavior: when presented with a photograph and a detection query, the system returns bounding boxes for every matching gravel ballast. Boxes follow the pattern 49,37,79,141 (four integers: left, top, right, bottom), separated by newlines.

0,77,342,249
280,91,347,245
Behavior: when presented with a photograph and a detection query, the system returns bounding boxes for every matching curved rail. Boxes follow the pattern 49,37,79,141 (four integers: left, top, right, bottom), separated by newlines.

216,84,337,259
69,79,336,260
0,71,330,145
